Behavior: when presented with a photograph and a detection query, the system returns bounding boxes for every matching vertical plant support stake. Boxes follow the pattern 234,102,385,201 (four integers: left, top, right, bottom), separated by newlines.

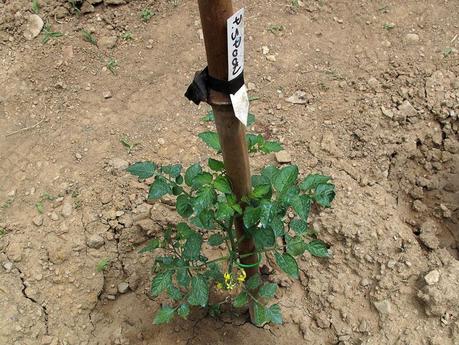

196,0,259,319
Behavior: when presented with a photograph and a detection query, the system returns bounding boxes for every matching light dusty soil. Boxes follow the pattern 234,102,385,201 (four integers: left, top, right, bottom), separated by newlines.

1,1,458,345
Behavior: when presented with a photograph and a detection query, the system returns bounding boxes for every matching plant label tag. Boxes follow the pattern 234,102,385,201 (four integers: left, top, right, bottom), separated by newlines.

227,8,244,81
230,85,249,126
227,8,249,126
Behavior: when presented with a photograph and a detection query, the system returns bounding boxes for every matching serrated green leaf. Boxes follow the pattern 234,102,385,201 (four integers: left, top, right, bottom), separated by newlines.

246,133,260,152
215,202,234,222
291,194,311,220
286,236,306,256
261,165,279,184
290,219,307,234
126,161,157,180
176,195,193,218
183,232,203,260
252,174,270,187
153,305,175,325
151,270,173,296
271,216,285,237
305,239,330,257
273,165,299,192
148,177,171,200
193,186,217,212
299,174,331,191
192,172,213,188
177,267,190,288
197,209,214,229
259,283,277,298
176,222,194,239
208,158,224,171
161,164,182,178
259,200,275,227
267,304,283,324
274,252,298,279
314,183,336,208
252,184,271,199
167,285,182,300
260,141,283,153
253,302,268,326
177,303,190,319
253,227,276,249
188,275,209,307
208,233,224,246
243,206,261,228
138,238,160,253
214,176,232,194
233,291,248,308
198,131,221,151
246,273,262,290
185,163,202,187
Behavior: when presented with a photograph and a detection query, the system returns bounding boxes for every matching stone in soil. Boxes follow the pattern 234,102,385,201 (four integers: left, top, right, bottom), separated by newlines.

99,36,117,49
23,14,44,40
275,150,292,163
109,158,129,171
118,282,129,294
424,270,440,285
2,261,13,272
61,200,73,218
32,215,43,226
285,91,308,104
87,234,105,249
373,299,392,315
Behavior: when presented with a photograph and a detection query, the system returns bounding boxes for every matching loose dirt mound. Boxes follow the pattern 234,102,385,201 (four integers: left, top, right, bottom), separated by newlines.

1,1,458,344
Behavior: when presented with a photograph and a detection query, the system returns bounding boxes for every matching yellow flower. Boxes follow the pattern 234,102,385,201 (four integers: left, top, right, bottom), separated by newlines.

225,281,236,290
216,282,224,290
224,272,231,282
237,269,246,283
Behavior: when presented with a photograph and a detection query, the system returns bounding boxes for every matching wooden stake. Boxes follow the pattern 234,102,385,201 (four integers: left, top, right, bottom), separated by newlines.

197,0,259,316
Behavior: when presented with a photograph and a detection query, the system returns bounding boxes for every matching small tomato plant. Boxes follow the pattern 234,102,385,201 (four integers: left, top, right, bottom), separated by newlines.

126,112,335,326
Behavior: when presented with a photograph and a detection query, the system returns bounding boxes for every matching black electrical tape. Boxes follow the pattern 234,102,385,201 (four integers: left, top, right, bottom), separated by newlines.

185,67,245,105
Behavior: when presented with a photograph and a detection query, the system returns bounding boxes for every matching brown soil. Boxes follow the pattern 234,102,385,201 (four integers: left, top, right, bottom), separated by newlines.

1,1,458,345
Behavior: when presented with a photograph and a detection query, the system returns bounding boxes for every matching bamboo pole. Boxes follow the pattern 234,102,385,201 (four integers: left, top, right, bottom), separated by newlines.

196,0,259,289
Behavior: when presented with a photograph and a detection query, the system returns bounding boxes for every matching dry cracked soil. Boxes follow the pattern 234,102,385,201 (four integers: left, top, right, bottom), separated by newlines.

0,0,458,345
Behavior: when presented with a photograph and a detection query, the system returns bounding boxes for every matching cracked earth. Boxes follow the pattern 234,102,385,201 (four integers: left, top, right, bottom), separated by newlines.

1,0,458,344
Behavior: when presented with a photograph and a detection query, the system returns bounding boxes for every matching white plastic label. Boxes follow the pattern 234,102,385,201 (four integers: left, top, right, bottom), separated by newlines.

227,8,249,126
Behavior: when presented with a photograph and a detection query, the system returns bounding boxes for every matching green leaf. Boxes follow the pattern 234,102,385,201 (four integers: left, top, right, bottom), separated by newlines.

259,283,277,299
96,258,109,272
176,195,193,218
177,304,190,319
267,304,283,324
167,285,182,300
251,184,271,199
151,271,173,296
175,175,184,185
246,133,260,152
201,110,215,122
161,164,182,178
305,239,330,257
271,216,285,237
127,161,157,180
286,236,306,256
193,186,217,212
233,291,248,308
214,176,232,194
314,183,336,208
260,141,283,153
153,305,175,325
290,219,307,234
208,234,224,246
259,200,275,227
300,174,331,191
253,227,276,249
198,131,221,151
138,239,160,253
185,163,202,187
177,267,190,288
273,165,299,192
215,202,234,222
247,113,256,126
177,222,194,239
208,158,224,171
261,165,279,184
253,302,268,326
148,177,171,200
208,304,221,317
291,195,311,220
246,274,262,290
243,206,261,228
188,275,209,307
196,209,214,229
274,252,298,279
252,174,270,187
191,172,213,188
183,232,203,260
